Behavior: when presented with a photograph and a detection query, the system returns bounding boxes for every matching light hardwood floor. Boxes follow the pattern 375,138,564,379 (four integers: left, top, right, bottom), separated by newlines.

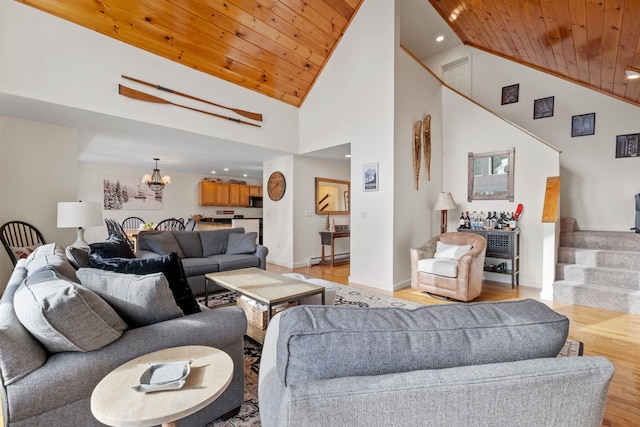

278,263,640,427
3,264,635,426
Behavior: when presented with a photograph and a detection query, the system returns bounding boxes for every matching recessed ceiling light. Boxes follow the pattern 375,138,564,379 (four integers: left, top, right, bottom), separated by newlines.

243,174,247,177
223,168,229,171
436,35,444,42
345,154,351,158
211,171,216,174
625,67,640,79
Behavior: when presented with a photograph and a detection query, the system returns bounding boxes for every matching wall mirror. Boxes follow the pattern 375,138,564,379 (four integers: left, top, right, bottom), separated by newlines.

315,177,350,215
468,148,515,202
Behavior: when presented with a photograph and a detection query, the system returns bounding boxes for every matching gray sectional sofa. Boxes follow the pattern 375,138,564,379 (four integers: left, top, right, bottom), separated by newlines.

0,243,247,426
259,301,615,427
135,227,268,296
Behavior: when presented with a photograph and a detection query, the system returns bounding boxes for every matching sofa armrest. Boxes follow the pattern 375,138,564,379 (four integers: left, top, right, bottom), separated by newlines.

253,244,269,269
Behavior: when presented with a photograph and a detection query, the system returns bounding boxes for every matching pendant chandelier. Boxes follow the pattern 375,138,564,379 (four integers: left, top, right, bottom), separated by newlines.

142,158,171,192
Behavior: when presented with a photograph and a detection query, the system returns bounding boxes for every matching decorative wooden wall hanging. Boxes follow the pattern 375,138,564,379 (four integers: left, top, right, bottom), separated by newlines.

423,114,432,181
413,120,422,190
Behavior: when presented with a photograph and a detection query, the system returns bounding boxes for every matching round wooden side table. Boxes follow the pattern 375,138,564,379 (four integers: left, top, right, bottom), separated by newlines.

91,345,233,427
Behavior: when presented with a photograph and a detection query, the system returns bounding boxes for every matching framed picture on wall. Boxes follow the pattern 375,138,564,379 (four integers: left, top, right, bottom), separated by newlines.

571,113,596,137
533,96,554,119
103,176,162,210
501,84,519,105
615,133,639,158
363,163,379,192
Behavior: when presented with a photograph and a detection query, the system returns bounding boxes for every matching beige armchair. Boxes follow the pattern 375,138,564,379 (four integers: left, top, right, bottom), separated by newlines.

410,232,487,301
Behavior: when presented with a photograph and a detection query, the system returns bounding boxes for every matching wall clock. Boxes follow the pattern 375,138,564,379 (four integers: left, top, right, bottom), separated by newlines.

267,171,286,201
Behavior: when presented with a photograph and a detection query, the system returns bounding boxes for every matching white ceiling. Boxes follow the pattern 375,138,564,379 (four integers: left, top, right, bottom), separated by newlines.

1,1,460,180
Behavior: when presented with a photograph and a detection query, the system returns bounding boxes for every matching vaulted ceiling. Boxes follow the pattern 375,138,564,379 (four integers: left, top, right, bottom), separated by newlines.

429,0,640,108
16,0,364,107
15,0,640,109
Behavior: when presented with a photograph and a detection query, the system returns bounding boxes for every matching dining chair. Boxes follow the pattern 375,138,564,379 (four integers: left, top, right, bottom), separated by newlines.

155,218,186,231
122,216,145,230
184,218,197,231
1,221,46,266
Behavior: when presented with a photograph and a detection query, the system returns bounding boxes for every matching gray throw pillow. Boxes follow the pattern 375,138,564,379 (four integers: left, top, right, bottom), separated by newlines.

26,243,80,283
226,232,258,255
76,268,184,328
65,246,91,269
14,267,127,353
143,232,186,259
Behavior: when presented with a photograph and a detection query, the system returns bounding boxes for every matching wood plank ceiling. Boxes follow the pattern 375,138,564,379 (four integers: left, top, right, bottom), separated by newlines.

16,0,363,107
428,0,640,108
15,0,640,109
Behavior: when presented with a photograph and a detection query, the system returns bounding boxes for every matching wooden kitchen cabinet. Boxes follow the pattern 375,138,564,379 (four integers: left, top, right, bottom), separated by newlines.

229,184,251,207
199,181,217,206
199,181,230,206
249,185,263,197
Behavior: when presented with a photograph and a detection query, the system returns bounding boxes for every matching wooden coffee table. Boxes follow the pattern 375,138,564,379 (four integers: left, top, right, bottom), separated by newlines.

206,268,325,343
91,345,233,427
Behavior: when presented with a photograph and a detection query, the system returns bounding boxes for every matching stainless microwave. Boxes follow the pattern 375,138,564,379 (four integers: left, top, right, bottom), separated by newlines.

249,196,263,208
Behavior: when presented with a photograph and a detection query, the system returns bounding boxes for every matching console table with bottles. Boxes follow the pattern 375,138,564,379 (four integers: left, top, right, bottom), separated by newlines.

457,228,520,288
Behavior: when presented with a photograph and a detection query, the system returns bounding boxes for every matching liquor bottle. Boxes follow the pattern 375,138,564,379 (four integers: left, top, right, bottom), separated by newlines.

459,212,465,229
508,212,517,229
464,211,471,229
514,203,523,220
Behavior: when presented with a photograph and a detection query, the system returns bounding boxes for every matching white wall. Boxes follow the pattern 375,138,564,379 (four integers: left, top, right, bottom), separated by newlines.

262,157,295,267
442,88,560,292
0,0,299,155
0,117,79,290
427,45,640,232
393,47,445,288
300,0,397,292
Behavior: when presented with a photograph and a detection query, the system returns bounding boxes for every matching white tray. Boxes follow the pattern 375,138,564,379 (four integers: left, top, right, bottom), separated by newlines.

133,359,193,393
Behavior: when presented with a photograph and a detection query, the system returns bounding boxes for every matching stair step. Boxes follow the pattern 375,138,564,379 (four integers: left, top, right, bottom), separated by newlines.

553,280,640,315
562,265,640,290
560,218,578,233
560,231,640,251
557,247,640,271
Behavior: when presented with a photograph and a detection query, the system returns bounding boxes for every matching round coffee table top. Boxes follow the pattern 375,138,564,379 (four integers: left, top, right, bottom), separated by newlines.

91,345,233,427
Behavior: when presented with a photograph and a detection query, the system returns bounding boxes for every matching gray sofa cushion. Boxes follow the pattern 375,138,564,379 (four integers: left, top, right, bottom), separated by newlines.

0,262,48,385
212,254,260,271
77,268,184,328
275,300,569,386
181,257,220,276
172,231,204,258
201,228,244,257
14,267,127,353
226,232,257,254
141,232,186,259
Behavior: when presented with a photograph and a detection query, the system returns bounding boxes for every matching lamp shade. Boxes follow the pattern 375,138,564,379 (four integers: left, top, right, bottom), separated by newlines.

57,202,103,228
433,192,458,211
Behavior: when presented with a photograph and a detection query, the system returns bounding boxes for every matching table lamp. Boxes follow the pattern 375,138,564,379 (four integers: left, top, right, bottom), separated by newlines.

433,192,458,234
57,201,103,248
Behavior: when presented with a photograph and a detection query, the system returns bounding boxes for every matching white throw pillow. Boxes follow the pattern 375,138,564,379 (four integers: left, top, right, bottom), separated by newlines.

434,241,472,261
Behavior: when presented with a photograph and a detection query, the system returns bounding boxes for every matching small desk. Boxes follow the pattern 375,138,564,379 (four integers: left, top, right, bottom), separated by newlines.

319,231,350,267
91,346,233,427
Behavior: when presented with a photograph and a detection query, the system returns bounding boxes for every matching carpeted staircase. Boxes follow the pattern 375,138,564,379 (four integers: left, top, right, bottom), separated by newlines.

554,218,640,314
